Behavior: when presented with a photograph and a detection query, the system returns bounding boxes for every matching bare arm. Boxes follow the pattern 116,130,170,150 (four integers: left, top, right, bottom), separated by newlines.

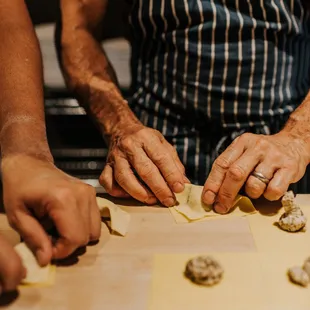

56,0,188,207
0,0,101,266
281,91,310,151
0,0,52,161
56,0,140,143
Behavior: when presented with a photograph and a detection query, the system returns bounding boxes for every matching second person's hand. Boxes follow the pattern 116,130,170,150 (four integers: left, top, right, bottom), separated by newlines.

1,154,102,267
100,124,189,207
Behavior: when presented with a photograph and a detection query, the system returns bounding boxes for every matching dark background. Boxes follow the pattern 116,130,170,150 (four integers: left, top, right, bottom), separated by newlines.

25,0,129,39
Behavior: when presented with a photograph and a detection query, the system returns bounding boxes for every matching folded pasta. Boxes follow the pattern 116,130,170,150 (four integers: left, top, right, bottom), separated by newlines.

96,197,130,236
14,242,55,286
170,184,256,223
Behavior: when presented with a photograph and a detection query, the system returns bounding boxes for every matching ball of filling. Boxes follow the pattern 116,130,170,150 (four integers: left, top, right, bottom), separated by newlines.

184,255,224,286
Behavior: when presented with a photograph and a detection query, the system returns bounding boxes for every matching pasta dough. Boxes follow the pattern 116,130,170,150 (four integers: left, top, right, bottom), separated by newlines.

96,197,130,236
14,242,55,287
170,184,256,223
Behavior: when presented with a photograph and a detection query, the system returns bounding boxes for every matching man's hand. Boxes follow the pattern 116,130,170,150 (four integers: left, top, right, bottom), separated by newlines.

1,155,101,266
99,124,189,207
202,132,310,214
0,235,26,294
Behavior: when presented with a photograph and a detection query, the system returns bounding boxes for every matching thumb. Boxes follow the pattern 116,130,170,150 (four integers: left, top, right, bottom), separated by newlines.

9,207,53,266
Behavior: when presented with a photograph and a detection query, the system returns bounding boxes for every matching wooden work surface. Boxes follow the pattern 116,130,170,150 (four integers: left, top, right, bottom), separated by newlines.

0,195,309,310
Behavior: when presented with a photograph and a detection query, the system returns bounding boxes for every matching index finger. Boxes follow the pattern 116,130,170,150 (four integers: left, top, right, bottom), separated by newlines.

144,139,185,193
46,197,88,260
6,206,53,266
202,136,245,205
214,148,261,213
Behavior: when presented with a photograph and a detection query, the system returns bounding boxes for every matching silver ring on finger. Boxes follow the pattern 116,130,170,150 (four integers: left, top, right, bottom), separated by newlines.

250,171,270,185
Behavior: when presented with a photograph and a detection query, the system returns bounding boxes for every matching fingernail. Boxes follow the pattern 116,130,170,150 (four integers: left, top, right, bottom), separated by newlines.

162,197,176,207
203,190,216,204
214,203,228,214
172,182,184,193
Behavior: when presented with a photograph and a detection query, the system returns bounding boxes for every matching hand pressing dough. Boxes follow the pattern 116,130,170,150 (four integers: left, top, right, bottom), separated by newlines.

12,198,129,287
184,256,223,286
278,191,307,232
14,243,55,286
96,197,130,236
170,184,256,223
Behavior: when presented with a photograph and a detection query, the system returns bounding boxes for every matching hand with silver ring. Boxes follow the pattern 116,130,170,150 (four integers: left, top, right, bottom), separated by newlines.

201,132,310,214
250,171,270,185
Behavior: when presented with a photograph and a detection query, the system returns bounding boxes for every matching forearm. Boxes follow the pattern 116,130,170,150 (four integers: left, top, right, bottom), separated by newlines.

0,2,52,161
281,90,310,157
56,1,140,143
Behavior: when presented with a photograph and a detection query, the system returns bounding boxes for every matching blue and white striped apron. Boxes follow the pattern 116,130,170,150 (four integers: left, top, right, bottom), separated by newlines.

128,0,310,192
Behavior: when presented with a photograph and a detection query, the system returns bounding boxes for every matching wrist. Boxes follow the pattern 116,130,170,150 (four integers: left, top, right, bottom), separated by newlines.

89,101,142,143
0,117,53,163
279,124,310,164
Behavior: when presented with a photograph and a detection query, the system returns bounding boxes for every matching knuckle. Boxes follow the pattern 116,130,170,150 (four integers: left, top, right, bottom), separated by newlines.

239,132,253,142
248,184,261,195
152,153,169,166
115,168,132,187
69,233,89,247
139,169,153,181
120,136,134,151
164,169,178,180
90,228,101,241
153,186,170,198
285,160,298,172
77,184,95,197
271,152,282,163
52,187,74,204
227,165,246,181
219,189,234,200
138,163,154,180
245,182,263,198
255,137,269,150
139,128,152,138
214,157,231,170
154,129,164,140
7,213,19,230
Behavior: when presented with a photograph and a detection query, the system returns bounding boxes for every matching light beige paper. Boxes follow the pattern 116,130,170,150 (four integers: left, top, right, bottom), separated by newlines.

170,184,256,223
248,204,310,253
14,242,55,287
260,250,310,310
96,197,130,236
148,253,264,310
148,252,310,310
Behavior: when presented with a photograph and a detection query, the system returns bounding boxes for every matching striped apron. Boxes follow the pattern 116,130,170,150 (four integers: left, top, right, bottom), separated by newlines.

127,0,310,193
